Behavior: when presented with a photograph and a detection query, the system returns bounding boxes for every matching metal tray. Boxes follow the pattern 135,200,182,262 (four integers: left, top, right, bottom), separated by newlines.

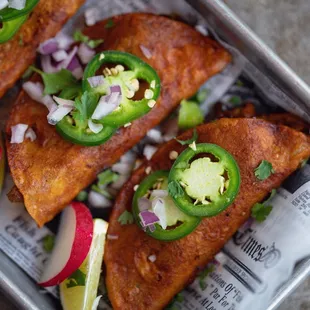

2,0,310,309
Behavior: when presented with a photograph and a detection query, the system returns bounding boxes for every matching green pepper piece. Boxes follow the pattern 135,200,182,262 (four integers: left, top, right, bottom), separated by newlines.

178,99,204,130
56,117,116,147
0,14,28,43
82,51,161,127
132,171,201,241
169,143,240,217
0,0,39,21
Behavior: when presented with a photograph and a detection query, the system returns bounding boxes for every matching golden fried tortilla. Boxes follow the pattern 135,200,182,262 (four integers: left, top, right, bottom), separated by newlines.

0,0,85,98
104,118,310,310
6,13,231,226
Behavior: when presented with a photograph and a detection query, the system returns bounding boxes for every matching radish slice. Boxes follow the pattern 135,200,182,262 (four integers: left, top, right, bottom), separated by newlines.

39,202,93,287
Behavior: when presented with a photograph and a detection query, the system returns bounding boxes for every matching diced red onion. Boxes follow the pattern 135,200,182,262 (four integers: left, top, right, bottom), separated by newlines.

72,67,83,80
85,8,99,26
47,105,73,125
138,197,152,212
52,50,68,62
9,0,26,10
143,145,157,160
92,90,121,120
0,0,8,10
148,224,156,233
41,55,59,73
61,46,78,71
146,128,163,144
67,56,83,79
88,119,103,134
109,84,122,94
38,39,59,55
25,128,36,142
148,254,157,263
22,81,44,103
78,43,95,64
107,234,119,240
92,295,102,310
151,190,168,198
112,163,132,176
10,124,28,144
139,210,159,227
87,75,105,88
55,32,74,50
140,44,152,59
88,190,112,208
53,96,75,108
152,197,167,229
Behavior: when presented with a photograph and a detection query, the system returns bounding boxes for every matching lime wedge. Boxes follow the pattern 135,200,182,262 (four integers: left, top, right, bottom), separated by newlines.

0,132,5,196
60,219,108,310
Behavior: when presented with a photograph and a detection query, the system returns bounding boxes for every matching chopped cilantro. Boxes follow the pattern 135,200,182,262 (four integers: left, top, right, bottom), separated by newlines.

66,269,86,288
118,210,134,225
76,190,88,201
72,91,99,123
73,30,104,48
168,180,184,199
98,169,119,187
31,66,81,96
42,235,55,253
229,95,242,106
175,129,198,146
251,189,276,222
254,160,274,181
91,184,112,199
22,66,35,79
104,19,115,29
198,265,215,291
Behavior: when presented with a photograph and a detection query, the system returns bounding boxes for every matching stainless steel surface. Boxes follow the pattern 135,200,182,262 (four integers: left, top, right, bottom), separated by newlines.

2,0,310,309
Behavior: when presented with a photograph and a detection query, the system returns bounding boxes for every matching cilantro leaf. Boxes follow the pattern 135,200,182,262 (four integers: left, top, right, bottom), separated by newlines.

104,19,115,29
91,184,112,199
118,210,134,225
175,129,198,146
198,265,215,291
76,190,88,201
251,203,273,222
229,95,242,106
66,269,86,288
168,181,184,198
98,169,119,187
254,160,274,180
72,91,99,123
42,235,55,253
73,30,104,48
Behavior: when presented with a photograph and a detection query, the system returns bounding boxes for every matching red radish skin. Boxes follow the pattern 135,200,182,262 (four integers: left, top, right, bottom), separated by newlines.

39,202,93,287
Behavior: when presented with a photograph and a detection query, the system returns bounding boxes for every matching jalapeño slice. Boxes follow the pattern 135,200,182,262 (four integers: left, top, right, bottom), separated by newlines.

0,0,39,21
0,14,27,43
168,143,240,217
83,51,161,127
132,170,201,241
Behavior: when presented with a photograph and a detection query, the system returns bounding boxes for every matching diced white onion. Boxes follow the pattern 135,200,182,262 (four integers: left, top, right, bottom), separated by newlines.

53,96,75,108
78,43,96,64
25,128,36,142
10,124,28,144
143,144,157,160
0,0,8,10
85,8,99,26
52,50,68,62
92,295,102,310
140,44,152,59
22,81,44,103
148,254,157,263
9,0,26,10
88,191,112,208
88,119,103,134
92,91,121,120
146,128,163,144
